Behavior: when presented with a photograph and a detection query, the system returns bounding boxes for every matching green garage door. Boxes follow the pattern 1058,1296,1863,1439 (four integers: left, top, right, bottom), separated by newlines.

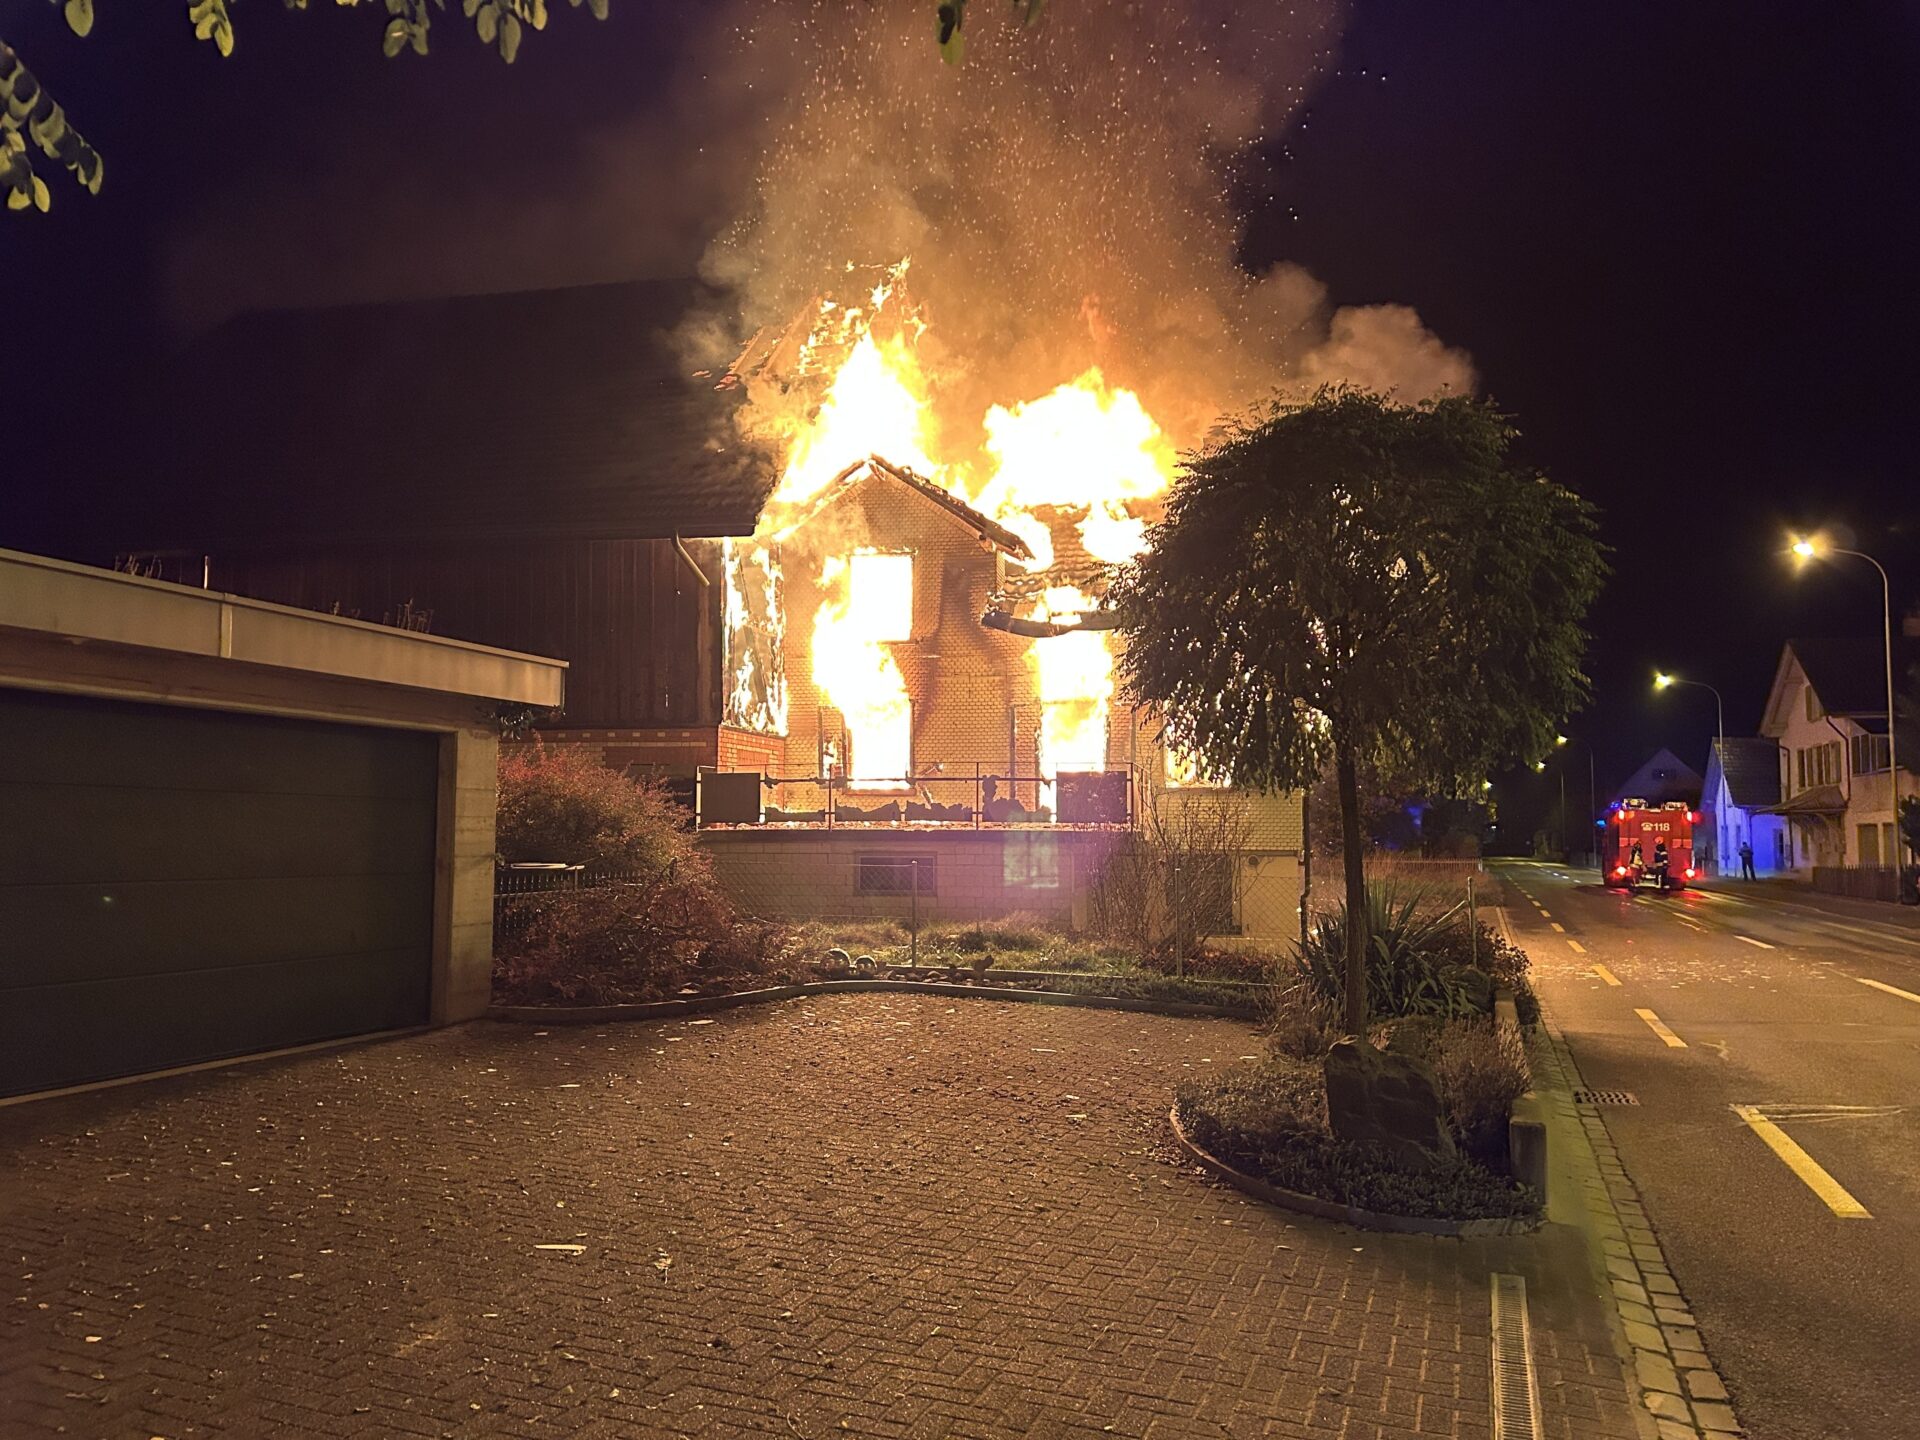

0,689,438,1097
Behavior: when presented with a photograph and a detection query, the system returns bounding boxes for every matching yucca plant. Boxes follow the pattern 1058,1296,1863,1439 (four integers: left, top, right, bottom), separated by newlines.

1293,881,1482,1020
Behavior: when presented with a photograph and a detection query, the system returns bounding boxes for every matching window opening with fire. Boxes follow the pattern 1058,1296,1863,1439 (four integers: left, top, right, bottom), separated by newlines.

814,549,914,791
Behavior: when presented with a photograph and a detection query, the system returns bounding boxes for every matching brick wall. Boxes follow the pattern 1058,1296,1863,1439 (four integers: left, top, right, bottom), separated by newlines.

778,473,1037,813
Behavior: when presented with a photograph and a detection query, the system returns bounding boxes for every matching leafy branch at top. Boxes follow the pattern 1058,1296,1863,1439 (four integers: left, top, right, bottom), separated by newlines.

6,0,1047,214
3,0,612,213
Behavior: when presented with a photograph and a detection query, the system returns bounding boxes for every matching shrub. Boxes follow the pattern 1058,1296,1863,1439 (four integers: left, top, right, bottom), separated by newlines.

1176,1058,1328,1148
1290,881,1536,1022
946,913,1055,954
1428,1018,1532,1164
1293,882,1484,1019
495,877,801,1005
1263,982,1344,1061
496,742,692,874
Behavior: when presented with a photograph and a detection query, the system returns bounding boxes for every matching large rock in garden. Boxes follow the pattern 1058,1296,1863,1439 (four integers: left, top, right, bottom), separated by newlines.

1323,1037,1458,1171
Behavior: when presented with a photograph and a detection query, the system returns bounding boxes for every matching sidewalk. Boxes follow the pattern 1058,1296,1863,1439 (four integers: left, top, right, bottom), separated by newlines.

1,993,1642,1440
1698,876,1920,928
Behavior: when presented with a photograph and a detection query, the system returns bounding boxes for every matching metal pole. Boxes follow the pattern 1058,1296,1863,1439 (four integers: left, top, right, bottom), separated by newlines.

1832,548,1898,852
1589,750,1597,871
910,858,919,966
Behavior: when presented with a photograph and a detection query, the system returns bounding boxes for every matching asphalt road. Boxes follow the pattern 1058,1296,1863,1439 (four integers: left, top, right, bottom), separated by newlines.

1493,859,1920,1440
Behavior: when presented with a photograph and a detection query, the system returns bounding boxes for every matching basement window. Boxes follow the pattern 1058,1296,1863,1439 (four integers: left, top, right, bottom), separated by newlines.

856,853,937,895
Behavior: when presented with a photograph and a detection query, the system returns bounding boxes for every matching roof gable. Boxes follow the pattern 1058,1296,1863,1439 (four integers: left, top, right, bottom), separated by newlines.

771,455,1034,560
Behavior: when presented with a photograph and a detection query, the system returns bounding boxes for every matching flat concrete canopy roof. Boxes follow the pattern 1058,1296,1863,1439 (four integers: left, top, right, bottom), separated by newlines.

0,548,567,709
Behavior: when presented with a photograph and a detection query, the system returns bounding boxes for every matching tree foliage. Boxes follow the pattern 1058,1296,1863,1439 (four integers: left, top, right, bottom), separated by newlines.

1110,387,1605,1028
6,0,1045,212
3,0,611,212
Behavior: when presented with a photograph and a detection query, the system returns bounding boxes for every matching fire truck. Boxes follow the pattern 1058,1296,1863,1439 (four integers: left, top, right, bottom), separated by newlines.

1604,799,1698,892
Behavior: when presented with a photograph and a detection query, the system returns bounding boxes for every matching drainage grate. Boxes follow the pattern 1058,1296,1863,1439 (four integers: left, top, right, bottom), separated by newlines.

1573,1089,1639,1106
1490,1273,1542,1440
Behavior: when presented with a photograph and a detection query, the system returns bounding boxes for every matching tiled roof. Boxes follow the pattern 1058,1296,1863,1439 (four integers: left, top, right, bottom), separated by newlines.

1790,637,1917,718
127,279,778,550
1711,737,1781,810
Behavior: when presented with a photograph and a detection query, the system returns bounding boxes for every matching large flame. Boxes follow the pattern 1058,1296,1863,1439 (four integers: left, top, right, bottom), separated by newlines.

733,266,1184,802
975,369,1177,567
811,550,913,790
773,330,940,510
1030,584,1115,807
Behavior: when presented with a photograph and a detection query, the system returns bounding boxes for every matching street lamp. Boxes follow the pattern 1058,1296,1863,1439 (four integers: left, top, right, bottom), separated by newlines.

1790,533,1901,828
1653,671,1726,763
1555,734,1598,868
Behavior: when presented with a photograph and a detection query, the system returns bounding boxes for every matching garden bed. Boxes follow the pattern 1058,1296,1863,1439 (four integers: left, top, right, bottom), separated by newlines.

1171,1053,1540,1231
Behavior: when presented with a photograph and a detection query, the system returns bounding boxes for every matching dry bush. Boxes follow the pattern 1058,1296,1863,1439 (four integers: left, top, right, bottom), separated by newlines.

497,741,692,874
1263,982,1344,1061
1088,792,1253,971
493,743,800,1004
1429,1018,1531,1164
495,875,801,1005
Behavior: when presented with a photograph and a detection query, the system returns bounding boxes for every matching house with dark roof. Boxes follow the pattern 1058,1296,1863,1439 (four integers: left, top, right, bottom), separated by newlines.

1755,637,1917,877
116,280,1307,939
1700,738,1788,876
120,278,788,775
1606,747,1703,810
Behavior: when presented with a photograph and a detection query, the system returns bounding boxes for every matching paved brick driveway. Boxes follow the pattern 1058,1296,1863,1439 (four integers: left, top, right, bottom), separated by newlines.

2,996,1637,1439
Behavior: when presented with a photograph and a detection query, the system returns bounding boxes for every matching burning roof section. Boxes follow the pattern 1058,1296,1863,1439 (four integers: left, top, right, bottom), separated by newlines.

768,454,1035,562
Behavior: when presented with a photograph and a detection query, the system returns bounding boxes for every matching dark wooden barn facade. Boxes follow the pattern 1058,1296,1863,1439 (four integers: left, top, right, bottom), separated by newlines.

119,278,783,772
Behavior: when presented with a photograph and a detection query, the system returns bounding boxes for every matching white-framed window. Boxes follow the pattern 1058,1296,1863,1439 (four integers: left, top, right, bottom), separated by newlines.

1850,733,1891,775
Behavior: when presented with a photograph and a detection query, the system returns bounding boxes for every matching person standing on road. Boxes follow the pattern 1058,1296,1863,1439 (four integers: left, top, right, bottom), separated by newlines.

1739,838,1757,881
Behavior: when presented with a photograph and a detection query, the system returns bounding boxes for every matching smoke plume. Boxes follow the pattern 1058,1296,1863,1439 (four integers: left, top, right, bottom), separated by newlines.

164,0,1473,437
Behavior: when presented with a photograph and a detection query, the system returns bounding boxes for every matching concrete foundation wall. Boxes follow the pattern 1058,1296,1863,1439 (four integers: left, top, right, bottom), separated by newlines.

700,829,1129,925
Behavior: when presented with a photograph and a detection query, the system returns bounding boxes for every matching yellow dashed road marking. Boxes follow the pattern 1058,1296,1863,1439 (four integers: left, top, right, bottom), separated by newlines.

1549,922,1566,933
1590,962,1618,984
1635,1009,1687,1047
1735,935,1775,950
1732,1105,1872,1218
1566,939,1587,955
1857,977,1920,1006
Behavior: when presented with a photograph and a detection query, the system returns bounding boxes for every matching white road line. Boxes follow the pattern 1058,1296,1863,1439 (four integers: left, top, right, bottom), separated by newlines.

1591,962,1619,985
1567,938,1588,955
1734,935,1775,950
1731,1105,1872,1219
1635,1009,1688,1048
1856,976,1920,1006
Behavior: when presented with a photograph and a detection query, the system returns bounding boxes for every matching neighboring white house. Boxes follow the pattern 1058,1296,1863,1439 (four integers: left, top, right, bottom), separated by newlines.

1700,737,1789,876
1755,637,1915,873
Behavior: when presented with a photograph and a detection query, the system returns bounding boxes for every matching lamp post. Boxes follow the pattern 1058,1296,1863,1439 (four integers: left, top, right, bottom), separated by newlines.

1792,536,1900,832
1654,671,1726,768
1555,733,1599,869
1534,734,1598,866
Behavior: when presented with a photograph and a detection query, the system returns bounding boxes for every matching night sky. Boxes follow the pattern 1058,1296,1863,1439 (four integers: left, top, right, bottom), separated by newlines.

4,1,1916,838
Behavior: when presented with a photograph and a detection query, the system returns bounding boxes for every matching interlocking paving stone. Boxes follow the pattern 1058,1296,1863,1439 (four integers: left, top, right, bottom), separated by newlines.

1,997,1637,1438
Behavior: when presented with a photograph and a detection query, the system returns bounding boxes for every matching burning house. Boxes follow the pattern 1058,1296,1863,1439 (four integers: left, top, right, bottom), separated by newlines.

122,272,1305,941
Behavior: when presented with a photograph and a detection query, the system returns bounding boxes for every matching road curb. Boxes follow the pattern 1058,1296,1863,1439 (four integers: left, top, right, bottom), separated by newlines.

1532,1004,1746,1438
